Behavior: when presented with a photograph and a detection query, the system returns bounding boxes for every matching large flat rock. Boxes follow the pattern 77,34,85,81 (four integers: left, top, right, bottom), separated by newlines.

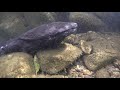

37,43,82,74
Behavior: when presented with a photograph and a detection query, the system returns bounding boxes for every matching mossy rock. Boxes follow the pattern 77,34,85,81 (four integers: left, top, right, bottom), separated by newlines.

37,43,83,74
95,68,110,78
0,52,35,78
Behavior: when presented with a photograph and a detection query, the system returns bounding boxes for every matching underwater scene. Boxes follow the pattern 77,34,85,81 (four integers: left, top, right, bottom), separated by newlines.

0,12,120,78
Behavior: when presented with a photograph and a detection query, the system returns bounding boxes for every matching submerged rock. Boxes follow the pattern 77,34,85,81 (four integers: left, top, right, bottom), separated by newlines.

95,68,110,78
80,40,92,55
55,12,70,22
106,63,120,78
0,12,27,41
69,12,120,33
84,51,117,71
68,60,94,78
37,43,82,74
0,52,35,78
64,31,120,71
16,74,68,78
69,12,108,33
23,12,56,29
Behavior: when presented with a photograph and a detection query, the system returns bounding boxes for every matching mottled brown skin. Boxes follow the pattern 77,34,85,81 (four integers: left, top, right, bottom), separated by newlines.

0,22,78,56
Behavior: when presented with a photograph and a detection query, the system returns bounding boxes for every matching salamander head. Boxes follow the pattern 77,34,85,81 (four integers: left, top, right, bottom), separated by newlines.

41,22,78,48
47,22,78,36
46,22,78,41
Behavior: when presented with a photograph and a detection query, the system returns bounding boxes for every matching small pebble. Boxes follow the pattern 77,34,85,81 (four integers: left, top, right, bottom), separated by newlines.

82,69,92,75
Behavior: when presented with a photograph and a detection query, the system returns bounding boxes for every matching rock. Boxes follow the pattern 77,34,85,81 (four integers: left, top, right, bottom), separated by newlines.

16,74,68,78
44,75,67,78
69,12,120,33
55,12,70,21
69,12,107,33
82,69,92,75
83,32,120,71
0,52,35,78
106,64,120,78
37,43,82,74
0,12,27,41
113,59,120,69
64,34,80,45
111,72,120,78
68,60,93,78
95,68,110,78
80,40,92,54
90,12,120,32
64,31,100,47
23,12,56,29
84,51,116,71
64,31,120,71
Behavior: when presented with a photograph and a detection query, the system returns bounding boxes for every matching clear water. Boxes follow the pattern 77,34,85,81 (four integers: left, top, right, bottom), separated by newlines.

0,12,120,55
